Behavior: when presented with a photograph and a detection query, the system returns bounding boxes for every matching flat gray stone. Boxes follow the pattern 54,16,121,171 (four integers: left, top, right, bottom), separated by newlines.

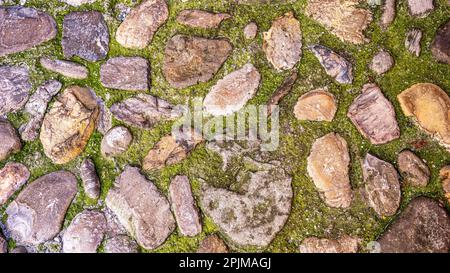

40,58,89,79
0,66,31,116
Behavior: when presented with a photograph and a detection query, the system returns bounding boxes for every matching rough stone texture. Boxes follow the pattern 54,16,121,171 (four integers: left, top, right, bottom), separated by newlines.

40,57,89,79
163,35,232,89
101,126,133,158
309,45,353,84
203,63,261,116
431,20,450,64
267,71,298,116
10,246,27,253
110,94,182,129
306,0,372,44
116,0,168,49
19,80,62,142
398,83,450,151
0,7,57,57
5,171,77,245
0,66,31,116
439,166,450,203
177,10,230,29
293,89,337,122
169,175,202,237
0,234,6,253
62,210,106,253
378,197,450,253
62,11,109,62
105,166,175,250
0,162,30,205
197,234,228,253
40,86,99,164
362,154,401,217
369,50,394,75
307,133,352,208
263,12,302,71
96,96,112,136
0,119,22,161
380,0,396,30
61,0,96,6
407,0,434,17
405,29,422,57
244,22,258,40
299,236,361,253
100,57,149,91
348,84,400,145
80,158,101,200
398,150,430,187
104,235,139,253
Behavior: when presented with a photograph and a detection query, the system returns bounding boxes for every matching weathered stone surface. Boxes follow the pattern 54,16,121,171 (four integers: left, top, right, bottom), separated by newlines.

62,11,109,62
101,126,132,158
0,233,6,253
61,0,96,6
362,154,401,217
348,84,400,144
306,0,372,44
163,35,232,89
398,150,430,187
0,66,31,116
116,0,168,49
177,10,230,29
10,246,28,253
5,171,77,245
104,235,139,253
307,133,352,208
110,94,182,129
407,0,434,17
0,162,29,205
369,50,394,75
293,89,337,122
267,71,298,116
0,7,57,57
398,83,450,150
80,158,101,199
405,29,422,57
431,20,450,64
203,63,261,116
96,96,112,136
40,86,100,164
439,166,450,203
263,12,302,71
299,236,361,253
197,234,228,253
169,175,202,237
100,57,149,91
244,22,258,40
378,197,450,253
19,80,62,142
380,0,396,30
309,45,353,84
106,166,175,250
62,210,106,253
0,119,21,161
40,57,88,79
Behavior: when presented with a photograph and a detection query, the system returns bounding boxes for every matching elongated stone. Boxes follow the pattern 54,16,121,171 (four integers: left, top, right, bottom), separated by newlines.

80,158,101,199
0,66,31,116
0,119,21,161
309,45,353,84
40,58,89,79
299,236,361,253
177,10,230,29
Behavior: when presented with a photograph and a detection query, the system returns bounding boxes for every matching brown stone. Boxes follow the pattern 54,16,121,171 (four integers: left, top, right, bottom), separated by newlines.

309,45,353,84
177,10,230,29
299,236,361,253
0,233,6,253
398,150,430,187
0,66,31,116
0,119,21,161
0,162,30,205
40,58,88,79
293,89,337,122
100,57,149,91
267,71,298,116
431,20,450,64
439,166,450,203
197,234,228,253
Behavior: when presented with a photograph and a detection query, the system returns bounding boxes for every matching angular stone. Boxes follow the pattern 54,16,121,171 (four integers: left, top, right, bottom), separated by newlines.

267,71,298,116
80,158,101,200
197,234,228,253
293,89,337,122
0,162,30,205
348,84,400,145
378,197,450,253
0,7,57,57
380,0,396,30
369,50,394,75
62,11,109,62
299,236,361,253
40,57,89,79
101,126,133,158
5,171,77,245
362,154,401,217
244,22,258,40
40,86,100,164
105,166,175,250
116,0,168,49
96,96,112,136
398,83,450,150
104,235,139,253
177,10,230,29
100,57,149,91
62,210,106,253
0,66,31,116
163,35,232,89
19,80,62,142
309,45,353,84
306,0,372,44
203,63,261,116
439,166,450,203
0,233,6,253
407,0,434,17
110,94,182,129
431,20,450,64
307,133,352,208
405,29,422,57
263,12,302,71
398,150,430,187
169,175,202,237
61,0,96,6
0,119,21,161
